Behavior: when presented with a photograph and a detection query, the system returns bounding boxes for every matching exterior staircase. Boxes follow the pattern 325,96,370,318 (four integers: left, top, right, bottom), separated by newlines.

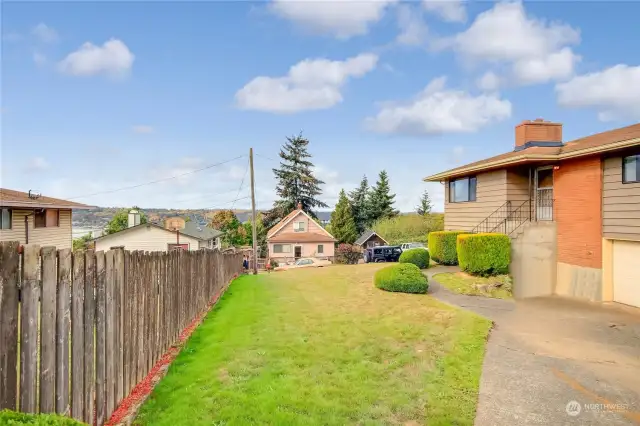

470,200,533,238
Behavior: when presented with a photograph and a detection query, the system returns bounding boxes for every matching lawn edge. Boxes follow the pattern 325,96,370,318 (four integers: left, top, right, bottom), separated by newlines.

105,274,243,426
431,272,513,300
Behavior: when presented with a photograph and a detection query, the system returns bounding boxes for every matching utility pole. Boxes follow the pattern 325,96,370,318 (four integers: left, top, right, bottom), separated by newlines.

249,148,258,274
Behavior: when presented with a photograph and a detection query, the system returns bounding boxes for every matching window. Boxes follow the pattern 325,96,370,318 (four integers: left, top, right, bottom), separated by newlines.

34,209,59,228
623,155,640,183
293,221,306,232
0,209,12,230
449,177,477,203
317,244,324,254
273,244,291,254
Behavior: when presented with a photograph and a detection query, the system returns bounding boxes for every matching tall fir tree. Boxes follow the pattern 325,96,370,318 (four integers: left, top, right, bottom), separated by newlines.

330,189,358,244
265,133,328,227
367,170,399,224
416,190,433,215
348,175,370,235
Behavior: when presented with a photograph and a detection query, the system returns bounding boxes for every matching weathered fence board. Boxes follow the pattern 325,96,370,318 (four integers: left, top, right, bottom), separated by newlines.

20,244,40,413
83,251,95,424
71,252,85,420
40,247,58,413
95,251,107,426
0,243,241,424
56,249,72,416
0,241,20,410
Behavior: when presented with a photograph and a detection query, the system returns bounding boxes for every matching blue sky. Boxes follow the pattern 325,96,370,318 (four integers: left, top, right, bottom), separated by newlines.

2,1,639,212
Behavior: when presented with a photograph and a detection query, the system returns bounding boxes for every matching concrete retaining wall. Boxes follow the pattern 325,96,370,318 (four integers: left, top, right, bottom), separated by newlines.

511,222,557,299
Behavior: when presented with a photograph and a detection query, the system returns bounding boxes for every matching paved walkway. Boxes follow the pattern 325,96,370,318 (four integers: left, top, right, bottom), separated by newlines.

426,267,640,425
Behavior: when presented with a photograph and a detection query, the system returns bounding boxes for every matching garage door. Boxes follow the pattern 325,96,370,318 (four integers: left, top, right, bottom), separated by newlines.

613,240,640,308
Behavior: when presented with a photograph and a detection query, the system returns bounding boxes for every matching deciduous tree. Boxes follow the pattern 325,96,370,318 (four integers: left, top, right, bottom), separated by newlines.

105,207,148,235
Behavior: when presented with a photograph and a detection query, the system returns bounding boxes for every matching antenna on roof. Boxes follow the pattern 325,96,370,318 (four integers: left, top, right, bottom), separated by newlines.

28,190,41,200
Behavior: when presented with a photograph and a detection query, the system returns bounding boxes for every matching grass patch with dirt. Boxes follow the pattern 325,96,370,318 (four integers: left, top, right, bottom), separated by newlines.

135,264,491,426
433,272,513,299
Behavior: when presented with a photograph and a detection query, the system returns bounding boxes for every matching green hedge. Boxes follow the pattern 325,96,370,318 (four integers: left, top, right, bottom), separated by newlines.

374,263,429,294
457,233,510,276
428,231,466,265
398,248,430,269
0,410,84,425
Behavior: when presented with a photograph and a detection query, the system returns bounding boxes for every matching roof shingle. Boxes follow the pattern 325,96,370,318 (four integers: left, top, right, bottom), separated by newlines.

0,188,94,209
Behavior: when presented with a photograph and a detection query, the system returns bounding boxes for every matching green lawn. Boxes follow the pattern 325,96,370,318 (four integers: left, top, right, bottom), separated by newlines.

433,272,513,299
135,264,491,426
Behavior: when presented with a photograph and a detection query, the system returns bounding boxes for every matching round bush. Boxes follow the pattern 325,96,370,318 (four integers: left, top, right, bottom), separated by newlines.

0,410,84,425
457,233,510,276
398,248,430,269
428,231,466,265
374,263,429,294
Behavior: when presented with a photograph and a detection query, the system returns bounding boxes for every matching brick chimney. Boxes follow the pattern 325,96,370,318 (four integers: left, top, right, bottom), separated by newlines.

515,118,562,150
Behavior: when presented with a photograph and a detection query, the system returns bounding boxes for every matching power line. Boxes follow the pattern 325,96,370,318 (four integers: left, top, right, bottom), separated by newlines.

255,152,278,162
68,155,246,200
231,158,250,210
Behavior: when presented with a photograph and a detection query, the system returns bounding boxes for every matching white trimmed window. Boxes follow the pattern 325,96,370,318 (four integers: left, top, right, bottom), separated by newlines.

273,244,291,254
317,244,324,254
293,221,306,232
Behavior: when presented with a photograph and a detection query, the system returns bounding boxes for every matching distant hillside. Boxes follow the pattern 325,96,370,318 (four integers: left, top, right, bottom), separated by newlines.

73,207,333,228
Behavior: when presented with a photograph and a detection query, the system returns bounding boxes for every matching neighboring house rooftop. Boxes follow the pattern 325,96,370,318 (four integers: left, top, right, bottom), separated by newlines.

355,230,388,246
268,232,336,243
0,188,94,209
93,222,222,242
180,221,224,240
424,121,640,182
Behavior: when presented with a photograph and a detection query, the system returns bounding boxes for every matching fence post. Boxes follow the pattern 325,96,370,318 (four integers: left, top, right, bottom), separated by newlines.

83,250,96,424
20,244,40,413
0,241,20,411
71,251,85,421
95,251,107,426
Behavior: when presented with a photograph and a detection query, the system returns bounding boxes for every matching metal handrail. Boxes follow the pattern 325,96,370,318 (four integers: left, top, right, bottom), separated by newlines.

470,200,532,236
470,201,511,234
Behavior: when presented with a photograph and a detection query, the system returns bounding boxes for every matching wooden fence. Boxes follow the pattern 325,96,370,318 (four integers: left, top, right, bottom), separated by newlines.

0,241,242,424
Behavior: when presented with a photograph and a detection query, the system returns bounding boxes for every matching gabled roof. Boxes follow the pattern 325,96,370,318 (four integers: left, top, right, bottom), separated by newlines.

266,207,336,241
355,230,388,246
424,123,640,182
93,222,220,242
268,232,336,243
181,221,223,240
0,188,94,210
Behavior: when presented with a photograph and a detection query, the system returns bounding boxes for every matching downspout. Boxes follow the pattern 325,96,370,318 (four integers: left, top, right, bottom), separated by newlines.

24,210,36,244
528,168,532,222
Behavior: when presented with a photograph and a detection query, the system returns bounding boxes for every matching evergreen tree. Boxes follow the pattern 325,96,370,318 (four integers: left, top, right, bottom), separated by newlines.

348,175,370,235
266,133,328,227
368,170,398,223
416,190,433,215
330,190,358,244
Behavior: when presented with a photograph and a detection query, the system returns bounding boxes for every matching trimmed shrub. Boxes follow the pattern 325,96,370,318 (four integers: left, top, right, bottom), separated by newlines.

0,410,84,425
457,233,510,276
399,248,430,269
428,231,466,265
334,243,362,264
374,263,429,294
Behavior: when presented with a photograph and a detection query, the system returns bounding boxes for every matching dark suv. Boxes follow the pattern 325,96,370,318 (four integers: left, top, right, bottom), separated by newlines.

364,245,402,263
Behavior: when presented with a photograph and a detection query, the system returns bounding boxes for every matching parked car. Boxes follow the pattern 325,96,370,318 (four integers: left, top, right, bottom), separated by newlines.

274,257,332,271
364,246,403,263
400,242,427,251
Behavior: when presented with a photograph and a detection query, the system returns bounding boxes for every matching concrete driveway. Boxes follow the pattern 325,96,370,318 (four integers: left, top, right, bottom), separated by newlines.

427,268,640,425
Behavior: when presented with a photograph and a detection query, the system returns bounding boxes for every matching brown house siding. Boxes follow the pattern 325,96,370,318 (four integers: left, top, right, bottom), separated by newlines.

444,170,508,231
360,234,387,248
0,209,72,249
554,157,603,269
603,156,640,241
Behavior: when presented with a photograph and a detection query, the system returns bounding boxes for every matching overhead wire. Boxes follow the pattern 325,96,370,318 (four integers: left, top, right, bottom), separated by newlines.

231,157,250,210
67,154,246,200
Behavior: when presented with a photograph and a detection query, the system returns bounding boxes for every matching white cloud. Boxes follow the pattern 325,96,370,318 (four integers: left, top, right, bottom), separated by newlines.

450,146,466,164
58,39,135,77
556,64,640,121
32,23,58,43
365,76,512,135
132,125,154,134
442,2,580,85
270,0,397,39
26,157,49,171
423,0,466,23
512,47,580,85
235,53,378,113
396,5,428,46
314,165,355,208
476,71,501,91
33,52,47,66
